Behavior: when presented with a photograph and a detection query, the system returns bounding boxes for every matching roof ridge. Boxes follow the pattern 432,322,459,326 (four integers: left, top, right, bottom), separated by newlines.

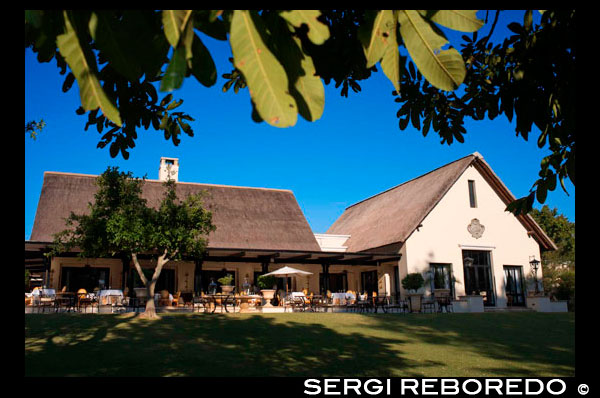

43,171,293,193
345,153,476,210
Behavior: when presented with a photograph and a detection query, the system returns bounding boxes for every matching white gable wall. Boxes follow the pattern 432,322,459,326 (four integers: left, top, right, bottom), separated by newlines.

402,163,542,307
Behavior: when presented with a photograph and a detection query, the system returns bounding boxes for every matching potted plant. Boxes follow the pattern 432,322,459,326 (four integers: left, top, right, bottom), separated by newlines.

257,274,277,307
218,274,235,294
402,273,425,312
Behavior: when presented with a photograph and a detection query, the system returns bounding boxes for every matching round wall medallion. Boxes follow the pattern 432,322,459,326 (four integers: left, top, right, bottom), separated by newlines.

467,219,485,239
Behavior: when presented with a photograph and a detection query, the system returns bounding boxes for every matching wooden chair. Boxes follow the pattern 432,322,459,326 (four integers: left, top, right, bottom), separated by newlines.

158,290,171,307
39,295,55,313
172,291,182,307
180,292,194,309
309,295,325,312
76,289,92,313
56,293,76,313
291,296,306,312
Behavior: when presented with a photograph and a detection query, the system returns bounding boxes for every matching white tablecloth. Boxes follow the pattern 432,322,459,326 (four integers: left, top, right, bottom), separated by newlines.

154,293,174,301
331,292,356,304
31,289,56,297
97,289,123,297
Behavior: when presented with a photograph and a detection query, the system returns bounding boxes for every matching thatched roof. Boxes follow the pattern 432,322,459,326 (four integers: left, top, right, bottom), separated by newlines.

327,153,556,252
30,172,321,251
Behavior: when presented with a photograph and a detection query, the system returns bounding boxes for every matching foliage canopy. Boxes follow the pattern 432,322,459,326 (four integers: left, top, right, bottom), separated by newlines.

25,10,575,214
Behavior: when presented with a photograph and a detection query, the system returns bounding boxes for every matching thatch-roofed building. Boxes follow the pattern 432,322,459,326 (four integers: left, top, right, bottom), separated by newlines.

26,157,400,297
328,152,556,309
26,153,558,310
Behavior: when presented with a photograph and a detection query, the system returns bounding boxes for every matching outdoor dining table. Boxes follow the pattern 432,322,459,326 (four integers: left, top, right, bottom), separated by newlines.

55,292,77,312
97,289,124,305
331,292,356,305
204,294,236,313
31,288,56,297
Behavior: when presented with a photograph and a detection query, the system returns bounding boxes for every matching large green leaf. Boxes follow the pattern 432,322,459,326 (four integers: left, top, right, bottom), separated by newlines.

379,11,401,94
359,10,396,68
290,37,325,122
162,10,193,48
160,46,187,92
189,34,217,87
56,11,122,126
398,10,466,91
88,11,142,81
120,11,170,80
420,10,484,32
230,10,297,127
279,10,330,45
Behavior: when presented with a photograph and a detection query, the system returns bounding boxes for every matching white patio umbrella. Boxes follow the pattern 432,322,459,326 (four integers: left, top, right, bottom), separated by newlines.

263,266,313,298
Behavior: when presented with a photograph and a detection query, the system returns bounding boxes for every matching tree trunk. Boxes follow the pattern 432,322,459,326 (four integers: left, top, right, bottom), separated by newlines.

142,278,158,319
136,250,172,319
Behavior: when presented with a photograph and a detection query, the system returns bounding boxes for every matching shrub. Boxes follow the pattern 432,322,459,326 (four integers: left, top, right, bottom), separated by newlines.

402,273,425,292
217,274,234,286
256,275,277,290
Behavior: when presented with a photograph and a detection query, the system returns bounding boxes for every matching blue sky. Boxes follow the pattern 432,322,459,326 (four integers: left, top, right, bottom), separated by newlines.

25,10,574,240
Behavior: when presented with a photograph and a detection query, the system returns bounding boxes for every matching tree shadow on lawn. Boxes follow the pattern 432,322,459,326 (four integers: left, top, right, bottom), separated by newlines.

361,312,575,376
25,313,441,377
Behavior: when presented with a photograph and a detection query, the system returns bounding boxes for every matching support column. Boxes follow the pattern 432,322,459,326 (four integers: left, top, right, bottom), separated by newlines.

261,262,269,274
121,255,130,291
194,259,203,295
43,255,50,288
321,263,330,294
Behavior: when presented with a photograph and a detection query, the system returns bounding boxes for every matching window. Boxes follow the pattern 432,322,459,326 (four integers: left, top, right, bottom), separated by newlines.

361,270,378,295
430,263,454,297
462,250,495,306
468,180,477,208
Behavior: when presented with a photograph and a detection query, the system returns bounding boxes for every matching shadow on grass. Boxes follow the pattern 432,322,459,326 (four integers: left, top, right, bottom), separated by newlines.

25,312,575,377
25,313,438,377
362,312,575,376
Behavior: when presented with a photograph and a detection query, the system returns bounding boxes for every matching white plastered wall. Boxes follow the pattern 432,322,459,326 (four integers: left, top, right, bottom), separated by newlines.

402,164,543,307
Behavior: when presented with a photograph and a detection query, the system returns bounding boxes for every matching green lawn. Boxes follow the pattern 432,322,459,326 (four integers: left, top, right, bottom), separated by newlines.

25,312,574,377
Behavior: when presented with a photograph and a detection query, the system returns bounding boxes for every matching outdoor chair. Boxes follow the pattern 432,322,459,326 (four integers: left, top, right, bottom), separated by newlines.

422,298,436,313
158,290,171,307
308,295,325,312
345,298,358,312
435,295,453,313
172,291,181,307
373,296,389,313
76,289,94,313
122,296,138,313
357,294,373,313
55,293,76,313
180,292,194,310
388,298,409,313
194,295,213,314
38,292,55,313
290,296,306,312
